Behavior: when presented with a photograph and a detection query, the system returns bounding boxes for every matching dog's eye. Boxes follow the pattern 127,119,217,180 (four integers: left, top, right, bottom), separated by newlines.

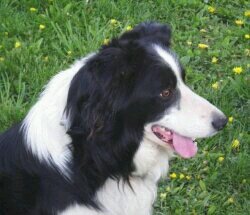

160,89,172,98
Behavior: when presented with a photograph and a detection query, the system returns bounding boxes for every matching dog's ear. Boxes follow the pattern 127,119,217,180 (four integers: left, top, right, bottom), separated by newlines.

65,45,144,138
119,22,172,47
95,41,148,86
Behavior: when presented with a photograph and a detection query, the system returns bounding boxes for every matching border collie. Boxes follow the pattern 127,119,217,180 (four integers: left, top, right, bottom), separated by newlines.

0,22,227,215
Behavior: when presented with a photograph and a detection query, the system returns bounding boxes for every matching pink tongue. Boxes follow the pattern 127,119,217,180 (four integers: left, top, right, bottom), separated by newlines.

173,132,197,158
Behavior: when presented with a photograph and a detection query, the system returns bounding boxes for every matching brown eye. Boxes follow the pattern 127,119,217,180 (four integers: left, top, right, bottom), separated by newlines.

160,89,172,98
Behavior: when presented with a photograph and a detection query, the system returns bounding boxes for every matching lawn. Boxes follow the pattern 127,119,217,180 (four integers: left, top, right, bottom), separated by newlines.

0,0,249,214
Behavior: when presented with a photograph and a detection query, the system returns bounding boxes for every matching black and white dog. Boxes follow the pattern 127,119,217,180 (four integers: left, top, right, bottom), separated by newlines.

0,22,227,215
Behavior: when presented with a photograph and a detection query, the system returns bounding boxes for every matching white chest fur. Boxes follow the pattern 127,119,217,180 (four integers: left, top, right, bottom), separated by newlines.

60,139,171,215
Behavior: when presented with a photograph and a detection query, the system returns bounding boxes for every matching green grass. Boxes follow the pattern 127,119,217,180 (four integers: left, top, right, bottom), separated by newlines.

0,0,249,214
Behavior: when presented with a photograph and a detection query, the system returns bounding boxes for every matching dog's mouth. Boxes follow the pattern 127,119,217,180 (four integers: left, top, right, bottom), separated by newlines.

152,125,197,158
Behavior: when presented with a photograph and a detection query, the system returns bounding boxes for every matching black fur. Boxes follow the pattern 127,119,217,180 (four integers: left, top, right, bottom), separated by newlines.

0,22,181,214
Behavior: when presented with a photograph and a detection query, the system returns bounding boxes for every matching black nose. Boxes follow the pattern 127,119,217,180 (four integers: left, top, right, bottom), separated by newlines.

212,115,228,131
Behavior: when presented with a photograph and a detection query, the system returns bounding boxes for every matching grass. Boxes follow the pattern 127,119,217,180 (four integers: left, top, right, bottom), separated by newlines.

0,0,249,214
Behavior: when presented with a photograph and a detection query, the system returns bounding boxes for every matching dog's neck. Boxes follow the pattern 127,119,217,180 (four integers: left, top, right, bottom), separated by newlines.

132,138,172,182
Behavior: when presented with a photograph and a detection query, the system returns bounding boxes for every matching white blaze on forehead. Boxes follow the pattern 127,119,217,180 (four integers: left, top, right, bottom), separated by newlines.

153,45,182,82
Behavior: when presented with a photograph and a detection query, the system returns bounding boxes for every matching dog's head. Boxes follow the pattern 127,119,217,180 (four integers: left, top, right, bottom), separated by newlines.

66,22,227,174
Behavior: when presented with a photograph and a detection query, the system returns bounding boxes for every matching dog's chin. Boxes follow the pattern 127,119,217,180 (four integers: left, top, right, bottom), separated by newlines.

145,125,198,159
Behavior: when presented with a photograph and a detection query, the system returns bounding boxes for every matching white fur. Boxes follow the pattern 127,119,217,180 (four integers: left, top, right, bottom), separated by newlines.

60,138,171,215
22,56,92,175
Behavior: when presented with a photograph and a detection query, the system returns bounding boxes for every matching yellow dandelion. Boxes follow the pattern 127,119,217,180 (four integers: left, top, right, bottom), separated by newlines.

244,10,250,17
187,41,192,45
103,38,110,45
218,156,224,162
186,175,191,180
0,57,5,62
245,34,250,39
160,193,167,199
170,173,177,179
212,57,218,64
228,197,234,204
39,24,46,30
15,41,21,48
200,29,207,33
235,20,244,25
208,6,216,13
110,19,118,25
228,116,233,123
67,51,72,55
30,7,37,12
179,173,185,179
126,25,133,31
233,67,243,74
198,43,209,49
231,139,240,149
212,82,219,90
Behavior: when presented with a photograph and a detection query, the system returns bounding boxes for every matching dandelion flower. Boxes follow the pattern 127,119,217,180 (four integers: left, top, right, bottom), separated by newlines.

67,51,72,55
228,116,234,123
160,193,167,199
200,29,207,33
103,38,110,45
170,173,177,179
30,7,37,12
15,41,21,48
212,82,219,90
231,139,240,149
235,20,244,25
187,41,192,45
233,67,243,74
39,24,46,30
218,156,224,162
244,10,250,17
228,197,234,204
0,57,4,62
179,173,185,179
198,43,209,49
245,34,250,39
212,57,218,64
208,6,216,13
126,25,133,31
110,19,118,25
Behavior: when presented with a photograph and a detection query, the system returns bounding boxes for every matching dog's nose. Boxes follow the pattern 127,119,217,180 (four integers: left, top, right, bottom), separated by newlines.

212,114,228,131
